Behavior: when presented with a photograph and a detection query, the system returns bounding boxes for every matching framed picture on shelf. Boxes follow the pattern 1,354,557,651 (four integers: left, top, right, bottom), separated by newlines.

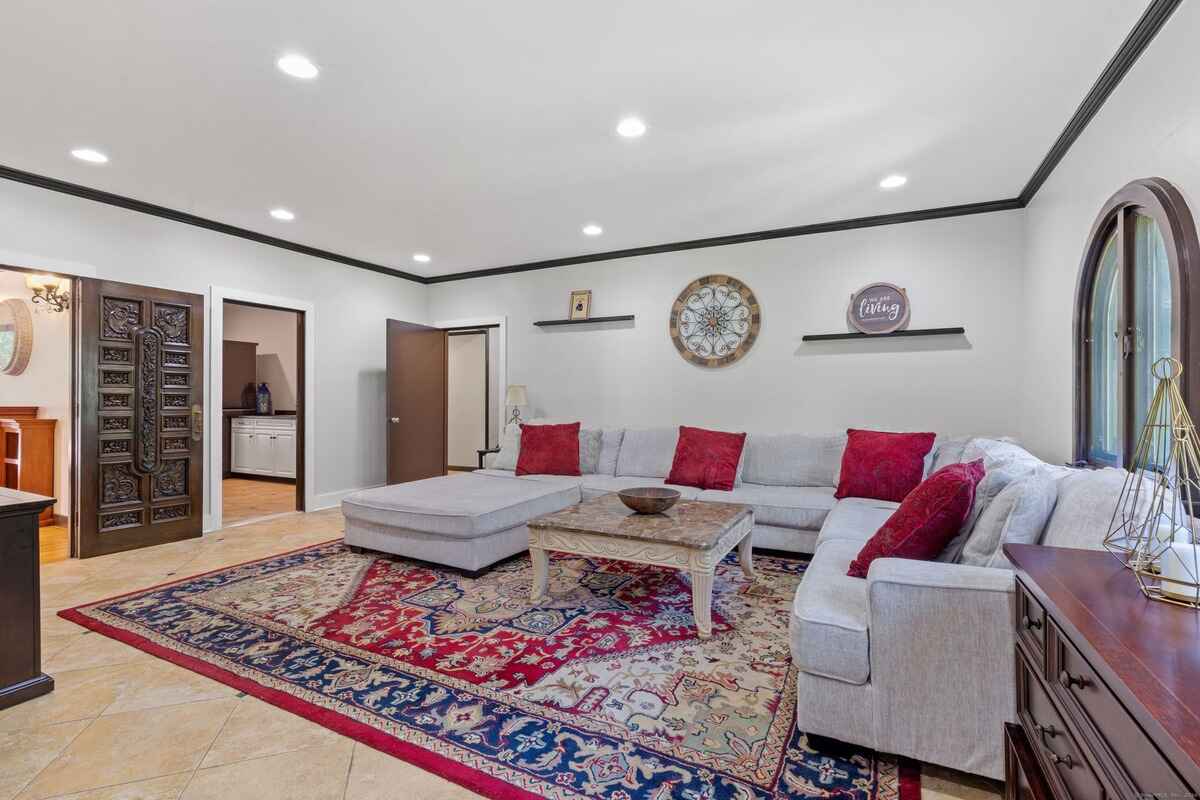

569,289,592,320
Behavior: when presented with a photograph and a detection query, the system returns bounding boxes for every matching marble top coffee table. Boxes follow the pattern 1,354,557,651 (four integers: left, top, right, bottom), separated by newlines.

526,492,754,638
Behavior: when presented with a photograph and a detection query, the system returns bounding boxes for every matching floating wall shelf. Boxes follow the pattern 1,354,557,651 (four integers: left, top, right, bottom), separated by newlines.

533,315,635,327
801,326,965,342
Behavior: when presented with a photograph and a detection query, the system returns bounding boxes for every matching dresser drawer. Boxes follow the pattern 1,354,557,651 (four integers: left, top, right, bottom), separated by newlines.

1048,622,1190,797
1017,653,1108,800
1015,580,1047,662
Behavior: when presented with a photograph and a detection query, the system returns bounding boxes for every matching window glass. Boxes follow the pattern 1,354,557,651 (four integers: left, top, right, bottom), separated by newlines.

1132,213,1173,445
1088,231,1122,466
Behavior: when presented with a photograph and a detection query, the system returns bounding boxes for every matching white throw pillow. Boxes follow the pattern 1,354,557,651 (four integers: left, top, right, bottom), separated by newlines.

959,470,1059,569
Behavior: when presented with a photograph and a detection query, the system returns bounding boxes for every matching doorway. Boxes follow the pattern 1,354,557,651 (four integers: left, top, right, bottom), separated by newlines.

0,265,74,563
446,328,498,471
220,300,303,527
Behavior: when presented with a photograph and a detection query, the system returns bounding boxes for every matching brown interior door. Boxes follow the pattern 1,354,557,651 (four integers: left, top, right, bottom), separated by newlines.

75,279,205,558
387,320,447,484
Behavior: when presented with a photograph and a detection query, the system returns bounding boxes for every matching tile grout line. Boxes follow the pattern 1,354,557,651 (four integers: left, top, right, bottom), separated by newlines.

9,713,99,799
179,696,242,797
341,742,357,800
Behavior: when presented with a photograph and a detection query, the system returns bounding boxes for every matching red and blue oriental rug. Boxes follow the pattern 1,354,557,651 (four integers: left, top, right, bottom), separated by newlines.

62,541,919,799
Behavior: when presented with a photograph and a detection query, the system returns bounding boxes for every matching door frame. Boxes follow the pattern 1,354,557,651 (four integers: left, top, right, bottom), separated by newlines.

434,316,507,446
206,286,315,532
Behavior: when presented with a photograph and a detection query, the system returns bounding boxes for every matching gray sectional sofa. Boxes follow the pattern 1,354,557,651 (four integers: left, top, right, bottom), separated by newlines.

341,425,1124,780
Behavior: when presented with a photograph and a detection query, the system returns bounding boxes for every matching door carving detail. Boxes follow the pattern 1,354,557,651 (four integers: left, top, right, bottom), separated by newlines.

101,462,141,506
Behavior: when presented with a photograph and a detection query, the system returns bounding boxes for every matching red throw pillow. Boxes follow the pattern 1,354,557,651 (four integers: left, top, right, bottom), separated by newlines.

847,459,985,578
516,422,581,476
834,428,937,502
666,426,747,491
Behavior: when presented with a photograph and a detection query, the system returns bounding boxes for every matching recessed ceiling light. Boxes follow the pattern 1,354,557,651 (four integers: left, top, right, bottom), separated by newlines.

276,53,319,80
269,208,295,221
879,174,908,189
412,253,431,263
70,148,108,164
616,117,647,138
582,224,603,237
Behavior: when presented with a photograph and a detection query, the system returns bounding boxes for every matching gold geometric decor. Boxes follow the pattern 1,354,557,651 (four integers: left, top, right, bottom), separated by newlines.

1104,357,1200,608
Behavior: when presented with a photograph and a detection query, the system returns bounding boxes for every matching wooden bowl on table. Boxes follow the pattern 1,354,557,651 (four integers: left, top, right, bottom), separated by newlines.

617,487,681,514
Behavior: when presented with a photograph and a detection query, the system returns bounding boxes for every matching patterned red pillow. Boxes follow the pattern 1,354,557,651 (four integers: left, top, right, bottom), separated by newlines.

834,428,937,502
666,426,747,491
847,459,986,578
516,422,581,476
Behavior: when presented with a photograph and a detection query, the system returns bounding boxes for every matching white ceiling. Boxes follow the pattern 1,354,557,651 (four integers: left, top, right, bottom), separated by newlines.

0,1,1145,278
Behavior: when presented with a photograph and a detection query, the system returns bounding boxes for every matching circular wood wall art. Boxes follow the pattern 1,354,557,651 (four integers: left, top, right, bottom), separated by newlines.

847,282,910,334
669,274,761,368
0,298,33,376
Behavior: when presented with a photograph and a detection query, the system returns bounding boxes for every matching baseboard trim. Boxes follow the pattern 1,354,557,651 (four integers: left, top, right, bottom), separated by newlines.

314,484,384,512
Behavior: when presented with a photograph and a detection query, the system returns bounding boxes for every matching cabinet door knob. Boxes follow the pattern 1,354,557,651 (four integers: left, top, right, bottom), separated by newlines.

1022,615,1042,631
1059,670,1091,691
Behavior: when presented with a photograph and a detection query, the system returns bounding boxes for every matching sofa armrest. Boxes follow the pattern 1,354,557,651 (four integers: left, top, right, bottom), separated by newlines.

866,558,1016,779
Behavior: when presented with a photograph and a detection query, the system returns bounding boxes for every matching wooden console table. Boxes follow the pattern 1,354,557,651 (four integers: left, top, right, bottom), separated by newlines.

0,406,57,525
1005,543,1200,799
0,487,56,710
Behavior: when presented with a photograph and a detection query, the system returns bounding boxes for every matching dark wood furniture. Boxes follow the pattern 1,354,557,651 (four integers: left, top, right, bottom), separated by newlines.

476,447,499,469
1004,544,1200,800
0,487,56,710
0,407,58,525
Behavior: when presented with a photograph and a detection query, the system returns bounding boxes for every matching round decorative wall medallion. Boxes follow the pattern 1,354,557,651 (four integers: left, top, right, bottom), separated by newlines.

0,298,33,376
669,274,761,368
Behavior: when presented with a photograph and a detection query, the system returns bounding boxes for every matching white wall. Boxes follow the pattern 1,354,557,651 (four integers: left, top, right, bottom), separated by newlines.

0,180,429,516
223,303,300,412
0,269,72,516
1022,0,1200,464
431,211,1026,437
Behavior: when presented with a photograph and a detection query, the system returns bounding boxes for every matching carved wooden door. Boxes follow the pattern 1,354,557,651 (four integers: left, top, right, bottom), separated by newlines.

76,279,204,558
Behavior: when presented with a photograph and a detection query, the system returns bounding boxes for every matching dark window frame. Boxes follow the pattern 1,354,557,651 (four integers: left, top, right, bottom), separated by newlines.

1073,178,1200,467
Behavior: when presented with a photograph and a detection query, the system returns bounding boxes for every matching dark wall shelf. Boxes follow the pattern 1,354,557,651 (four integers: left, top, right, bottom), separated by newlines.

802,326,965,342
533,315,635,327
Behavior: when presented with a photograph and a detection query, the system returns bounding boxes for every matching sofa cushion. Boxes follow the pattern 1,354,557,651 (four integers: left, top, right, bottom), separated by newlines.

615,428,679,478
596,428,625,476
741,433,846,487
667,426,747,491
790,539,871,685
959,469,1059,569
517,422,582,476
847,460,985,578
816,498,899,547
1041,467,1132,550
474,468,583,489
341,473,580,538
494,421,605,474
835,429,937,502
579,475,702,501
697,485,835,530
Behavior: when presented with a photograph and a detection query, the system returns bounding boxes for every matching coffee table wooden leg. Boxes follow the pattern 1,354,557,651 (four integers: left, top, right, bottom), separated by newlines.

530,547,549,601
738,533,755,580
691,569,714,638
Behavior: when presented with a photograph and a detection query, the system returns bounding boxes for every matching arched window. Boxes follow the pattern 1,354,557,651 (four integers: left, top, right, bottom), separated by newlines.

1075,178,1200,467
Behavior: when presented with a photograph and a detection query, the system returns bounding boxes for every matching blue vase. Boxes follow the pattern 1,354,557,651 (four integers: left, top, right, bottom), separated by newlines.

255,383,272,415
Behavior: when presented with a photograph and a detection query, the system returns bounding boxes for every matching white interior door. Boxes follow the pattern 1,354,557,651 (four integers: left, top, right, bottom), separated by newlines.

446,332,487,469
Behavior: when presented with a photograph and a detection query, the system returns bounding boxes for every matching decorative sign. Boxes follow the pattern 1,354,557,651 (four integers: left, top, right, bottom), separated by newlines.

670,274,761,368
847,282,910,334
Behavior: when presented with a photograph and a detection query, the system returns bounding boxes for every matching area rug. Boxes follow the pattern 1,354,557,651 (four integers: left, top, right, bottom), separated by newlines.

61,541,919,799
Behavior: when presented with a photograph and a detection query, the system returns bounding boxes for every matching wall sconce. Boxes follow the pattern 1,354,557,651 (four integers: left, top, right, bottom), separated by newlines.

26,274,70,313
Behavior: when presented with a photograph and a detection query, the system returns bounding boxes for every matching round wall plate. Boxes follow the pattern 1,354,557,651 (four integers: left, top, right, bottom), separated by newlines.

0,298,33,376
847,282,910,334
669,274,761,368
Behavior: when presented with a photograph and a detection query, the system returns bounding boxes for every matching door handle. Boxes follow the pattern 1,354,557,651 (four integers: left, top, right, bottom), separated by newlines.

191,404,203,442
390,417,400,424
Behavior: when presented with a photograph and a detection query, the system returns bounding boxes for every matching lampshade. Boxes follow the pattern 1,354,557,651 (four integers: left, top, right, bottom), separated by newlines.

25,274,60,291
505,385,528,407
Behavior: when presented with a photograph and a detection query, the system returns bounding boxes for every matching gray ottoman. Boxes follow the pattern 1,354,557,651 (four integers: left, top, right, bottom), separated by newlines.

341,473,581,574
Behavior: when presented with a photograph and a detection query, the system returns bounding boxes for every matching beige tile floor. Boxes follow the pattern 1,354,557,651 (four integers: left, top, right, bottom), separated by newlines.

6,508,1001,800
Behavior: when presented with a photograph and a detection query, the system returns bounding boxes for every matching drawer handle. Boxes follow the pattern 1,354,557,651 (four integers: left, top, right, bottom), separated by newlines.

1047,751,1075,769
1059,670,1091,691
1022,615,1043,632
1035,723,1058,739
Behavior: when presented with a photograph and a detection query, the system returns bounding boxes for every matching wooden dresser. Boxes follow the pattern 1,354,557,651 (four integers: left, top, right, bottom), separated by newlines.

1004,544,1200,799
0,487,56,709
0,406,57,525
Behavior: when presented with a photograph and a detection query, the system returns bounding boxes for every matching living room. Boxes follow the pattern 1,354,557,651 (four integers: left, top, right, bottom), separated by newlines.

2,2,1198,799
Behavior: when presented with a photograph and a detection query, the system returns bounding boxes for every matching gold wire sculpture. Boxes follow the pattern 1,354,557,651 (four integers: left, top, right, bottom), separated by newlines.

1103,357,1200,608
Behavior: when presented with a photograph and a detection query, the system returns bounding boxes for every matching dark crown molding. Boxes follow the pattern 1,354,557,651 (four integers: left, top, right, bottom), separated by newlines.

0,0,1181,285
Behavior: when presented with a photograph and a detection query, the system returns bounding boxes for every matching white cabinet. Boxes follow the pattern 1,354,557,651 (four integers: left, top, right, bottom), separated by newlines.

230,416,297,479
